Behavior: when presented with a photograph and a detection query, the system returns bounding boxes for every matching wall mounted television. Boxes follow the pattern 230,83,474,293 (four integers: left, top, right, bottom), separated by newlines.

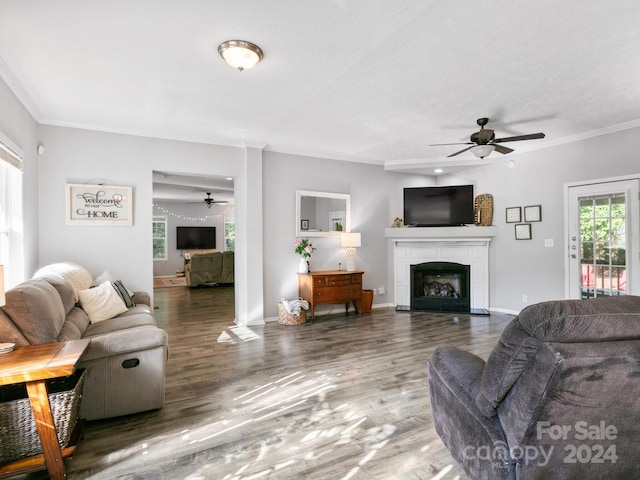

176,226,216,250
403,185,475,227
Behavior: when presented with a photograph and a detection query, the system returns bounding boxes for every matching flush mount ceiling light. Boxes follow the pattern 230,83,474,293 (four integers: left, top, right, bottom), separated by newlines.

470,144,495,159
218,40,263,71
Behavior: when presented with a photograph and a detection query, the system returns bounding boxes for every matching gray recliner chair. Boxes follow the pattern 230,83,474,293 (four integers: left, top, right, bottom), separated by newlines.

428,296,640,480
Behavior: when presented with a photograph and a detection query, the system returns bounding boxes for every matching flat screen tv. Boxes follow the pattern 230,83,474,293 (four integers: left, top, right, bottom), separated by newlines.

403,185,474,227
176,226,216,250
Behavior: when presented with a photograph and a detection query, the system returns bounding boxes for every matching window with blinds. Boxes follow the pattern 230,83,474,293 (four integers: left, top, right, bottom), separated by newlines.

0,134,24,287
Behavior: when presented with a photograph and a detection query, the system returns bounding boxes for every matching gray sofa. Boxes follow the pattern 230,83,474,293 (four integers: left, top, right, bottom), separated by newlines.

184,250,234,286
0,273,169,421
428,296,640,479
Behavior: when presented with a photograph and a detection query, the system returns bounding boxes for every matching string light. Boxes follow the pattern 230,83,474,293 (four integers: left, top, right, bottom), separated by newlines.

153,204,232,222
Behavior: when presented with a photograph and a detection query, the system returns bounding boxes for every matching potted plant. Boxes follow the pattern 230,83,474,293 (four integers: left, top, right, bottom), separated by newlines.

293,238,313,273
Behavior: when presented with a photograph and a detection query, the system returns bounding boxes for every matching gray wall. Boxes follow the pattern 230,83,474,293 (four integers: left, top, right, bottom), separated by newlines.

36,125,241,293
5,72,640,318
439,127,640,312
0,76,39,286
152,202,234,277
262,151,432,319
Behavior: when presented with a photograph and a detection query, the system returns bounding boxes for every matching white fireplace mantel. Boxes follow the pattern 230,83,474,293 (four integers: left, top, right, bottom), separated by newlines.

384,226,498,241
385,227,497,311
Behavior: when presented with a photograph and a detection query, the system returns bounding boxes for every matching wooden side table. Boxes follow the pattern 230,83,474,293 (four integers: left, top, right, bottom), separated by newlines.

0,339,90,480
298,270,364,319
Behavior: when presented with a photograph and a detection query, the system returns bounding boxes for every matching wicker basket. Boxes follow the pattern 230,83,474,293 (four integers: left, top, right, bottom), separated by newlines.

0,368,85,463
278,301,307,325
474,193,494,226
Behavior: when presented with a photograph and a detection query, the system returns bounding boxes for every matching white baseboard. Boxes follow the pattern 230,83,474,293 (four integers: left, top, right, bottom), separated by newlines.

489,307,520,316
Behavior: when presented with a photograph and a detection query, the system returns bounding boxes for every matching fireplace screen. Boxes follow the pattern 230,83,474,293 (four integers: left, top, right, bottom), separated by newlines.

410,262,470,312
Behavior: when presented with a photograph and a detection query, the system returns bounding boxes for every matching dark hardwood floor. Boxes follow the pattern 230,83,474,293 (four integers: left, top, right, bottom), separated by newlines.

21,286,514,479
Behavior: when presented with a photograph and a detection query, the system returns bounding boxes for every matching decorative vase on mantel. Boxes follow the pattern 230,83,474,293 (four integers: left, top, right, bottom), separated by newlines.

298,257,309,274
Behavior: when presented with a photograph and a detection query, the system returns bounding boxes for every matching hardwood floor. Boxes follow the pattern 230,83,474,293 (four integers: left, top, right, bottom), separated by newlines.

21,287,514,479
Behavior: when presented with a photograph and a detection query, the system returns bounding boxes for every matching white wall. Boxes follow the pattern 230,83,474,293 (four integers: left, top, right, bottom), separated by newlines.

262,151,431,319
152,202,234,277
440,126,640,313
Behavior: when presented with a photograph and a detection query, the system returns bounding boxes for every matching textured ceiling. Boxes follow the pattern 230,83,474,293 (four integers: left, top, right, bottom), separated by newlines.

2,0,640,178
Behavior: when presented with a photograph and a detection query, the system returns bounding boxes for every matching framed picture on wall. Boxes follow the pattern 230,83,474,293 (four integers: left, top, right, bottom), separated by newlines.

66,183,133,226
524,205,542,222
515,223,532,240
506,207,522,223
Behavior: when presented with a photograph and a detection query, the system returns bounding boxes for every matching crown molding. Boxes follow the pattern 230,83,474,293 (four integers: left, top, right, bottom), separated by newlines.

39,117,251,150
0,57,42,122
262,143,383,166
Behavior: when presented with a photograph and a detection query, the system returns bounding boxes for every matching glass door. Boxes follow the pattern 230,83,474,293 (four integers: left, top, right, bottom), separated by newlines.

567,179,639,299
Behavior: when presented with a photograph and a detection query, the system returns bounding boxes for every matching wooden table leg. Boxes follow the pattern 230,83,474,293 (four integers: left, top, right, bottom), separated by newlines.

25,380,66,479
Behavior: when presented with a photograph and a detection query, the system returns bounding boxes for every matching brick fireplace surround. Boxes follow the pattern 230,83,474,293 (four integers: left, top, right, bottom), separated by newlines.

385,226,497,312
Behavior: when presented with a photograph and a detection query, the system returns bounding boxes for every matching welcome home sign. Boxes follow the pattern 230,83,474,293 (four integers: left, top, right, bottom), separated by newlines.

66,183,133,226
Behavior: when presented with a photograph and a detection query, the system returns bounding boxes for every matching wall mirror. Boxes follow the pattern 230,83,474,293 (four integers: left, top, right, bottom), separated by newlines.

295,190,351,237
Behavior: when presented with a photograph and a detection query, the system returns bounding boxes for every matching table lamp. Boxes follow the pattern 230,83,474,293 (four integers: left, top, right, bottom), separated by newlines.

341,232,361,272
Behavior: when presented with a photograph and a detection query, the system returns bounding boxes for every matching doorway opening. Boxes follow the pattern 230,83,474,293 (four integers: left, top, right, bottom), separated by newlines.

152,171,235,294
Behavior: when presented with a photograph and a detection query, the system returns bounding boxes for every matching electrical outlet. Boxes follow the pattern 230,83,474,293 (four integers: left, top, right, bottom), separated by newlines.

377,287,385,295
544,239,554,247
522,295,528,303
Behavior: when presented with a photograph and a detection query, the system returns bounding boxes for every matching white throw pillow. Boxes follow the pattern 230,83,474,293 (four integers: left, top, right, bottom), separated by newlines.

78,281,128,323
93,270,113,286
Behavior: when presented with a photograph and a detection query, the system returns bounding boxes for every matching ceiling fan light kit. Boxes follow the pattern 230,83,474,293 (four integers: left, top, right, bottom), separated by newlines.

470,144,495,159
218,40,263,71
431,117,545,159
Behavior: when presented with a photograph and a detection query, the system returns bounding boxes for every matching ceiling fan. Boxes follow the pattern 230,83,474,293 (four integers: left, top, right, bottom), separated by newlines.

190,192,228,208
430,118,546,158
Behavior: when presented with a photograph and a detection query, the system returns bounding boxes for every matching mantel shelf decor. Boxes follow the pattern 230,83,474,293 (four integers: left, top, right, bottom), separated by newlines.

66,184,133,226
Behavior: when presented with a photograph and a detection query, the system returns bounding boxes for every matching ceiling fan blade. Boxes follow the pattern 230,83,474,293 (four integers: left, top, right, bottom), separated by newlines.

493,132,545,143
493,144,514,155
447,146,474,157
429,142,474,147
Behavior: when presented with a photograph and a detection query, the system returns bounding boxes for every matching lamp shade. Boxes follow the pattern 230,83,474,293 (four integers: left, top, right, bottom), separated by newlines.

341,232,361,248
470,144,495,159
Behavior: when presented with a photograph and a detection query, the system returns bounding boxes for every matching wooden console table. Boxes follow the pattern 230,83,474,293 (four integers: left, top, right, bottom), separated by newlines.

298,270,364,319
0,339,90,480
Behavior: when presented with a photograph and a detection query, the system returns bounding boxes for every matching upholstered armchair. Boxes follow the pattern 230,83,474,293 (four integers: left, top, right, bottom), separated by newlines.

184,250,234,287
428,296,640,480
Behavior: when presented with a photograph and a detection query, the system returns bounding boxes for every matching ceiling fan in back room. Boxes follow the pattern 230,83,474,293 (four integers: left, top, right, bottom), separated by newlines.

188,192,228,209
430,117,546,159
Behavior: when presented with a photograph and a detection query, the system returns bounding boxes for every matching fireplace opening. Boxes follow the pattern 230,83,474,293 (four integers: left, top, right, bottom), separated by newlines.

410,262,471,313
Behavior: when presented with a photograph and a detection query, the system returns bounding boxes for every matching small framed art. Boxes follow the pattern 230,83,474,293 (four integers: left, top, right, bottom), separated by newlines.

515,223,532,240
524,205,542,222
301,219,309,230
506,207,522,223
